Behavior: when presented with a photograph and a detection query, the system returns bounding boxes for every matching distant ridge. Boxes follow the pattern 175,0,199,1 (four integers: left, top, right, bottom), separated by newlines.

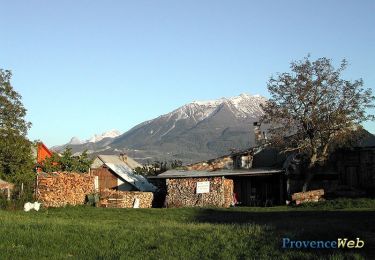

53,93,267,163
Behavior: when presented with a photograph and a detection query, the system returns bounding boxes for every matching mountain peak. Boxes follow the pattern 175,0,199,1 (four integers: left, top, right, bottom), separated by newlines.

68,137,82,145
87,129,121,143
178,93,265,120
191,93,264,106
53,93,266,163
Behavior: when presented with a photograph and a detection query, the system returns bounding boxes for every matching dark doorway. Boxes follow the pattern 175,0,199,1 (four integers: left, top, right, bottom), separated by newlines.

230,174,285,206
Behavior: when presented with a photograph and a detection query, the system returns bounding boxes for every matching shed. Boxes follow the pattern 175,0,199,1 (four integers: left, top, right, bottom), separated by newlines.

91,155,156,192
149,168,285,207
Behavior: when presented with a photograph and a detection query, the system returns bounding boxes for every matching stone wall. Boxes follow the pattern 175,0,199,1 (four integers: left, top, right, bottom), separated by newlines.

99,189,153,208
37,172,95,207
166,177,233,208
186,157,233,171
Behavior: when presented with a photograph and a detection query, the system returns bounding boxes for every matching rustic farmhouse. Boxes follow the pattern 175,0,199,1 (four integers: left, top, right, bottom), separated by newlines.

149,133,375,208
90,155,156,192
149,146,287,208
151,168,285,208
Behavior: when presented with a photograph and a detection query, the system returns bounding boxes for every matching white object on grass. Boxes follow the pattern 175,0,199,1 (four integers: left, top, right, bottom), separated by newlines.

24,202,41,212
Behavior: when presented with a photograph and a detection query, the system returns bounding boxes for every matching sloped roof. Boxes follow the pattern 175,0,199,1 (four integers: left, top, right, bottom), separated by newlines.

0,179,14,190
105,163,156,192
150,168,284,179
93,155,155,192
96,155,142,169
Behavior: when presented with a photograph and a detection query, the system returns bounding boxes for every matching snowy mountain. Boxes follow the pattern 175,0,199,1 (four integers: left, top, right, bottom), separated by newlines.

86,130,121,143
53,93,266,163
68,137,83,145
167,93,265,121
52,130,122,151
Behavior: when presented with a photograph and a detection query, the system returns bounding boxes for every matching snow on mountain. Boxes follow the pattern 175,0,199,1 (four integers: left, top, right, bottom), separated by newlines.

68,137,82,145
87,130,121,143
53,130,122,151
160,93,266,122
53,93,266,163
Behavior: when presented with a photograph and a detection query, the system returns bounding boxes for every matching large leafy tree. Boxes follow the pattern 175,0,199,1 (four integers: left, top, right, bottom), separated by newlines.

261,56,375,191
0,69,34,184
41,148,92,173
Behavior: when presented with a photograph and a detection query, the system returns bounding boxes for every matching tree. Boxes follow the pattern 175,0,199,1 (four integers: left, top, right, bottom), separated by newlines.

0,69,34,185
133,160,184,176
261,56,375,191
41,148,92,173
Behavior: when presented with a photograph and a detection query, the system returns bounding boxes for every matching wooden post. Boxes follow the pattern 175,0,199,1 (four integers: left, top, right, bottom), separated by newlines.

7,187,10,201
35,174,39,201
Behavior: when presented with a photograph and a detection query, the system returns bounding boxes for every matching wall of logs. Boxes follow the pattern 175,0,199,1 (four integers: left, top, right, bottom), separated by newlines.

37,172,95,207
99,189,153,208
291,189,325,205
166,177,233,208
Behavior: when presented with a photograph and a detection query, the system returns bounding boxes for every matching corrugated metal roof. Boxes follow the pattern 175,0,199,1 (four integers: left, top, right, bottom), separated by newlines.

94,155,155,192
105,163,156,192
149,168,284,179
97,155,142,169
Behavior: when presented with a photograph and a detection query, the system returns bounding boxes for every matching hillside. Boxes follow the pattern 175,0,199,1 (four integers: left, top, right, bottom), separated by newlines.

54,94,266,163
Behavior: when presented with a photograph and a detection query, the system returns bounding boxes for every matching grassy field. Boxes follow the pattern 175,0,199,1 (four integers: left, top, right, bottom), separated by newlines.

0,199,374,259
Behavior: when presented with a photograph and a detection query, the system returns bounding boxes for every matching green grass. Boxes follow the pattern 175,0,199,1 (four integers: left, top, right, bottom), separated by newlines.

0,200,374,259
295,198,375,210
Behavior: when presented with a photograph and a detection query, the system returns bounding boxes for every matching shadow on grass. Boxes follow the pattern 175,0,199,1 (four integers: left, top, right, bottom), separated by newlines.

194,208,375,257
195,209,375,225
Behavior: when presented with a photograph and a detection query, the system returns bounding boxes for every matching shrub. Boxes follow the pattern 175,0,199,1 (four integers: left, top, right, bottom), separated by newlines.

295,198,375,209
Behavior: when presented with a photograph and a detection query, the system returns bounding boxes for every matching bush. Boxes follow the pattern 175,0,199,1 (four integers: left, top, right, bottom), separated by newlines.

295,198,375,209
0,182,35,210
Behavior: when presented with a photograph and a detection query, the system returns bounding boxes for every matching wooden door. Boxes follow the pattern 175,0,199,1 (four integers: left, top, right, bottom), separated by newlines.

91,167,118,191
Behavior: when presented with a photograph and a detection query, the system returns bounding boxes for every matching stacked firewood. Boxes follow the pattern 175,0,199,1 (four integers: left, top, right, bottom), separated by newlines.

223,179,234,207
166,177,233,208
99,189,153,208
292,189,325,205
186,157,233,171
37,172,95,207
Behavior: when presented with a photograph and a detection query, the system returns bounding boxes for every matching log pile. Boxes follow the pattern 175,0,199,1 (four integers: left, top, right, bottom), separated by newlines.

292,189,325,205
186,156,233,171
223,179,234,207
99,189,153,208
166,177,233,208
37,172,95,207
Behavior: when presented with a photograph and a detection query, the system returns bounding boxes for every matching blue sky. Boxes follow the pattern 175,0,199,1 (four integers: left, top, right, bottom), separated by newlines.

1,1,374,146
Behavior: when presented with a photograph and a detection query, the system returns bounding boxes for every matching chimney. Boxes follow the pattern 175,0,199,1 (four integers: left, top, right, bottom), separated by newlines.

253,122,262,145
119,153,128,163
262,131,267,141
